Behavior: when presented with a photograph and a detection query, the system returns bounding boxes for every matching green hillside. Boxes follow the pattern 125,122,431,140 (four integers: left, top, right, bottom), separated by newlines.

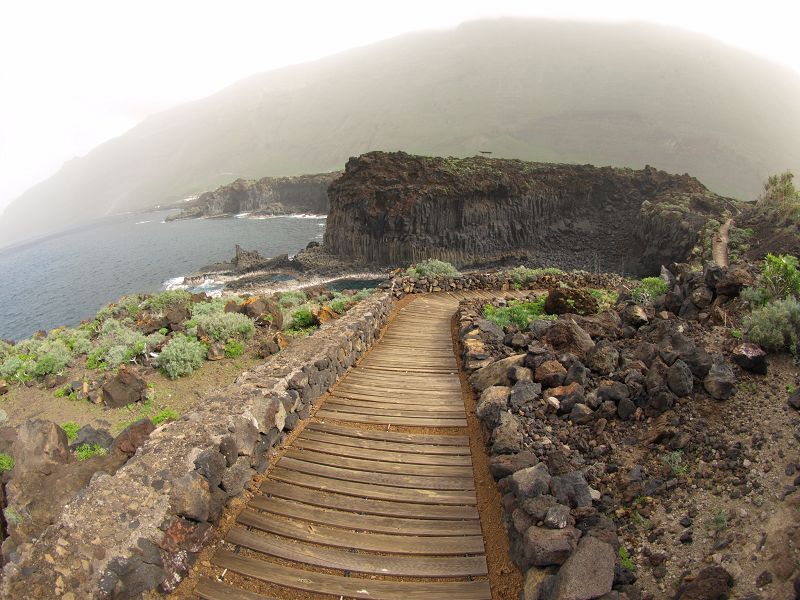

3,18,800,246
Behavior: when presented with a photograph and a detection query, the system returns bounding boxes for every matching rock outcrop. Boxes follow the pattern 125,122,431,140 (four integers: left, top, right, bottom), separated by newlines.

324,152,741,276
168,172,339,220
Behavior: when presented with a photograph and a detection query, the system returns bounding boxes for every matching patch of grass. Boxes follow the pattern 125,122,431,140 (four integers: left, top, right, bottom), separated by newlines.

0,453,14,473
618,546,636,571
224,339,245,358
483,297,555,329
630,511,651,529
405,259,460,278
731,328,743,340
508,266,564,286
789,383,797,394
74,443,108,461
152,408,179,426
588,288,619,311
61,422,80,441
632,277,668,305
662,450,689,476
706,509,728,531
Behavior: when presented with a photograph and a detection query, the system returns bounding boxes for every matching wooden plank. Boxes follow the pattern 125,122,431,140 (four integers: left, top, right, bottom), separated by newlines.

322,402,465,419
238,509,485,554
249,495,481,535
316,410,467,427
297,431,471,456
194,577,276,600
268,469,477,505
306,421,468,445
227,527,488,578
325,396,464,412
330,390,461,407
293,437,473,465
284,448,474,477
214,551,492,600
277,457,474,490
262,481,479,519
334,383,460,400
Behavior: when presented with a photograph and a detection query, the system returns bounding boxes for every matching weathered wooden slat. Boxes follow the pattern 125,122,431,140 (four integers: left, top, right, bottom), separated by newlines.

213,551,492,600
297,430,471,456
284,448,474,477
248,495,481,535
322,402,465,419
262,481,479,519
277,457,474,490
227,527,488,577
306,421,468,445
293,437,473,465
327,395,463,411
316,410,467,427
194,577,276,600
238,509,485,554
268,468,477,505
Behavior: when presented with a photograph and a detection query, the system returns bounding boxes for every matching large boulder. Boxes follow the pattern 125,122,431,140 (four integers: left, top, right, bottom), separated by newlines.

469,354,526,392
111,418,155,457
544,288,599,316
491,412,524,454
542,319,595,359
703,357,736,400
674,565,734,600
731,343,767,375
475,386,511,428
523,526,581,567
11,419,71,475
102,366,148,408
551,536,615,600
667,359,694,397
511,463,552,498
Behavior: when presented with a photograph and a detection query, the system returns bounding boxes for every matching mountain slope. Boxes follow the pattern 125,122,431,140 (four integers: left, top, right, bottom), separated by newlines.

3,18,800,247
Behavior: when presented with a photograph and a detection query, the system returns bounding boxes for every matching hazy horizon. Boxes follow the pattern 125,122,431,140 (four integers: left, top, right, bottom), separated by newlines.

3,0,800,220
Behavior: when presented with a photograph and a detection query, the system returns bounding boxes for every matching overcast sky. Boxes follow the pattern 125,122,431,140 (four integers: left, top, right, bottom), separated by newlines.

2,0,800,216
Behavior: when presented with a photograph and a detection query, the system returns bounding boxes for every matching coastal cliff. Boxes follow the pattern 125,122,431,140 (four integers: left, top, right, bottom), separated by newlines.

324,152,741,275
168,172,339,220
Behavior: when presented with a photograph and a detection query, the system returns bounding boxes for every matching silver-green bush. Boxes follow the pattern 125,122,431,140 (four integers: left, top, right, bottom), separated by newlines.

157,334,207,379
745,297,800,353
405,259,460,278
193,312,255,342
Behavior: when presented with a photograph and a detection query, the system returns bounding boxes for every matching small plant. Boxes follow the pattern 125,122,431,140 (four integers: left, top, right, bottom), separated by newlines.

744,297,800,353
483,297,555,329
224,339,245,358
761,253,800,301
61,422,80,441
630,511,651,529
588,288,619,311
731,329,743,340
405,259,460,278
789,383,797,394
632,277,668,305
152,408,179,426
290,307,316,330
157,334,207,379
74,443,108,461
618,546,636,571
662,450,688,476
707,509,728,531
0,453,15,473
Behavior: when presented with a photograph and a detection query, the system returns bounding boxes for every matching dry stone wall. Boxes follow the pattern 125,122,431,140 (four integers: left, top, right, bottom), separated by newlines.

0,291,394,599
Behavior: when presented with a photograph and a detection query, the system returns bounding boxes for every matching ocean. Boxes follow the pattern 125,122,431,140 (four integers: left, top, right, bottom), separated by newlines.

0,210,326,341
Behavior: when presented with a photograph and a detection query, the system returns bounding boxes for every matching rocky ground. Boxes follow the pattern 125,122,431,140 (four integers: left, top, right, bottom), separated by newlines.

458,263,799,599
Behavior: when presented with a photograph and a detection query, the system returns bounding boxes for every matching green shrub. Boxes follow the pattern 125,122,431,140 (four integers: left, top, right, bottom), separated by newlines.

744,297,800,353
0,355,31,383
741,286,771,307
193,312,255,342
405,259,460,278
54,385,76,400
276,291,307,308
142,290,192,313
483,298,554,329
632,277,668,305
0,453,14,473
618,546,635,571
74,443,108,461
508,266,564,285
157,334,207,378
62,422,80,441
224,339,245,358
329,296,349,315
588,288,619,311
152,408,179,426
761,253,800,301
189,296,243,318
290,307,316,329
88,318,153,370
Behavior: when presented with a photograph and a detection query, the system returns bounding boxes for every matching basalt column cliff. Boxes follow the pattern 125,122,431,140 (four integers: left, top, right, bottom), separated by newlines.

324,152,739,276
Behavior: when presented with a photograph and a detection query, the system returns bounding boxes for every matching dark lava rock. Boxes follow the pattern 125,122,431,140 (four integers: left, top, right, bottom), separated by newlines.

12,419,71,475
617,397,636,420
544,504,571,529
548,382,584,414
521,495,557,520
597,381,629,402
523,525,581,567
732,343,768,375
550,471,592,508
586,340,619,375
511,463,552,498
551,536,615,600
469,354,526,392
564,361,589,386
789,389,800,410
674,565,733,600
544,287,599,316
69,425,114,451
621,303,649,328
492,412,524,454
488,451,539,479
102,366,147,408
509,381,542,410
112,418,155,457
703,357,736,400
534,360,567,388
667,359,694,397
542,319,595,360
569,403,594,425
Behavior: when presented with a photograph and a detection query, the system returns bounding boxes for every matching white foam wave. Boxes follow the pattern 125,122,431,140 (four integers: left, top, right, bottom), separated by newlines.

162,276,186,290
135,220,151,225
234,212,251,218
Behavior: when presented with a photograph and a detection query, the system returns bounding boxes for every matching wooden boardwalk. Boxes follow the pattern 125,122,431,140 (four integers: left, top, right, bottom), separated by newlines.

195,293,507,600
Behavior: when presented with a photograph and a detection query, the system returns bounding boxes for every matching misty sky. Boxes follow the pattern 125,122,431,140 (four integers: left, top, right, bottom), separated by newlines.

2,0,800,216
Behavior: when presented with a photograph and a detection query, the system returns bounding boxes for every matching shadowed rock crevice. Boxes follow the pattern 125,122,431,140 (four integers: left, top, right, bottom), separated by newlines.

324,152,740,276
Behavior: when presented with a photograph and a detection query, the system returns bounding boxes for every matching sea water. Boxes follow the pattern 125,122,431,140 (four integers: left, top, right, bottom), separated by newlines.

0,211,326,340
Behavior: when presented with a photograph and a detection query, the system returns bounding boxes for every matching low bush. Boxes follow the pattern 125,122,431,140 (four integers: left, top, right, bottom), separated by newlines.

157,334,207,378
744,297,800,353
193,312,255,342
141,290,192,313
61,422,80,441
508,266,564,286
224,339,245,358
276,291,307,308
761,253,800,301
631,277,668,305
588,288,619,311
328,288,374,315
290,307,316,330
0,337,74,382
405,259,460,278
88,318,152,370
483,297,554,329
189,295,243,318
152,408,179,426
74,443,108,461
0,453,14,473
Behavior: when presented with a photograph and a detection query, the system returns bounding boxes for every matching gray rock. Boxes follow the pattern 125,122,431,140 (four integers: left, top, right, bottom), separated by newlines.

542,319,595,360
489,451,539,479
476,386,511,428
207,342,225,361
617,397,636,420
510,366,534,383
564,362,589,386
551,536,615,600
170,471,211,521
544,504,571,529
476,318,504,342
12,419,71,475
667,359,694,397
534,360,567,387
596,381,628,402
703,357,736,400
521,494,557,520
690,285,714,309
511,463,552,498
492,412,524,454
194,448,227,489
509,381,542,410
469,354,526,392
789,389,800,410
221,456,255,497
586,341,619,375
569,403,594,425
550,471,592,508
524,525,581,567
69,425,114,452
